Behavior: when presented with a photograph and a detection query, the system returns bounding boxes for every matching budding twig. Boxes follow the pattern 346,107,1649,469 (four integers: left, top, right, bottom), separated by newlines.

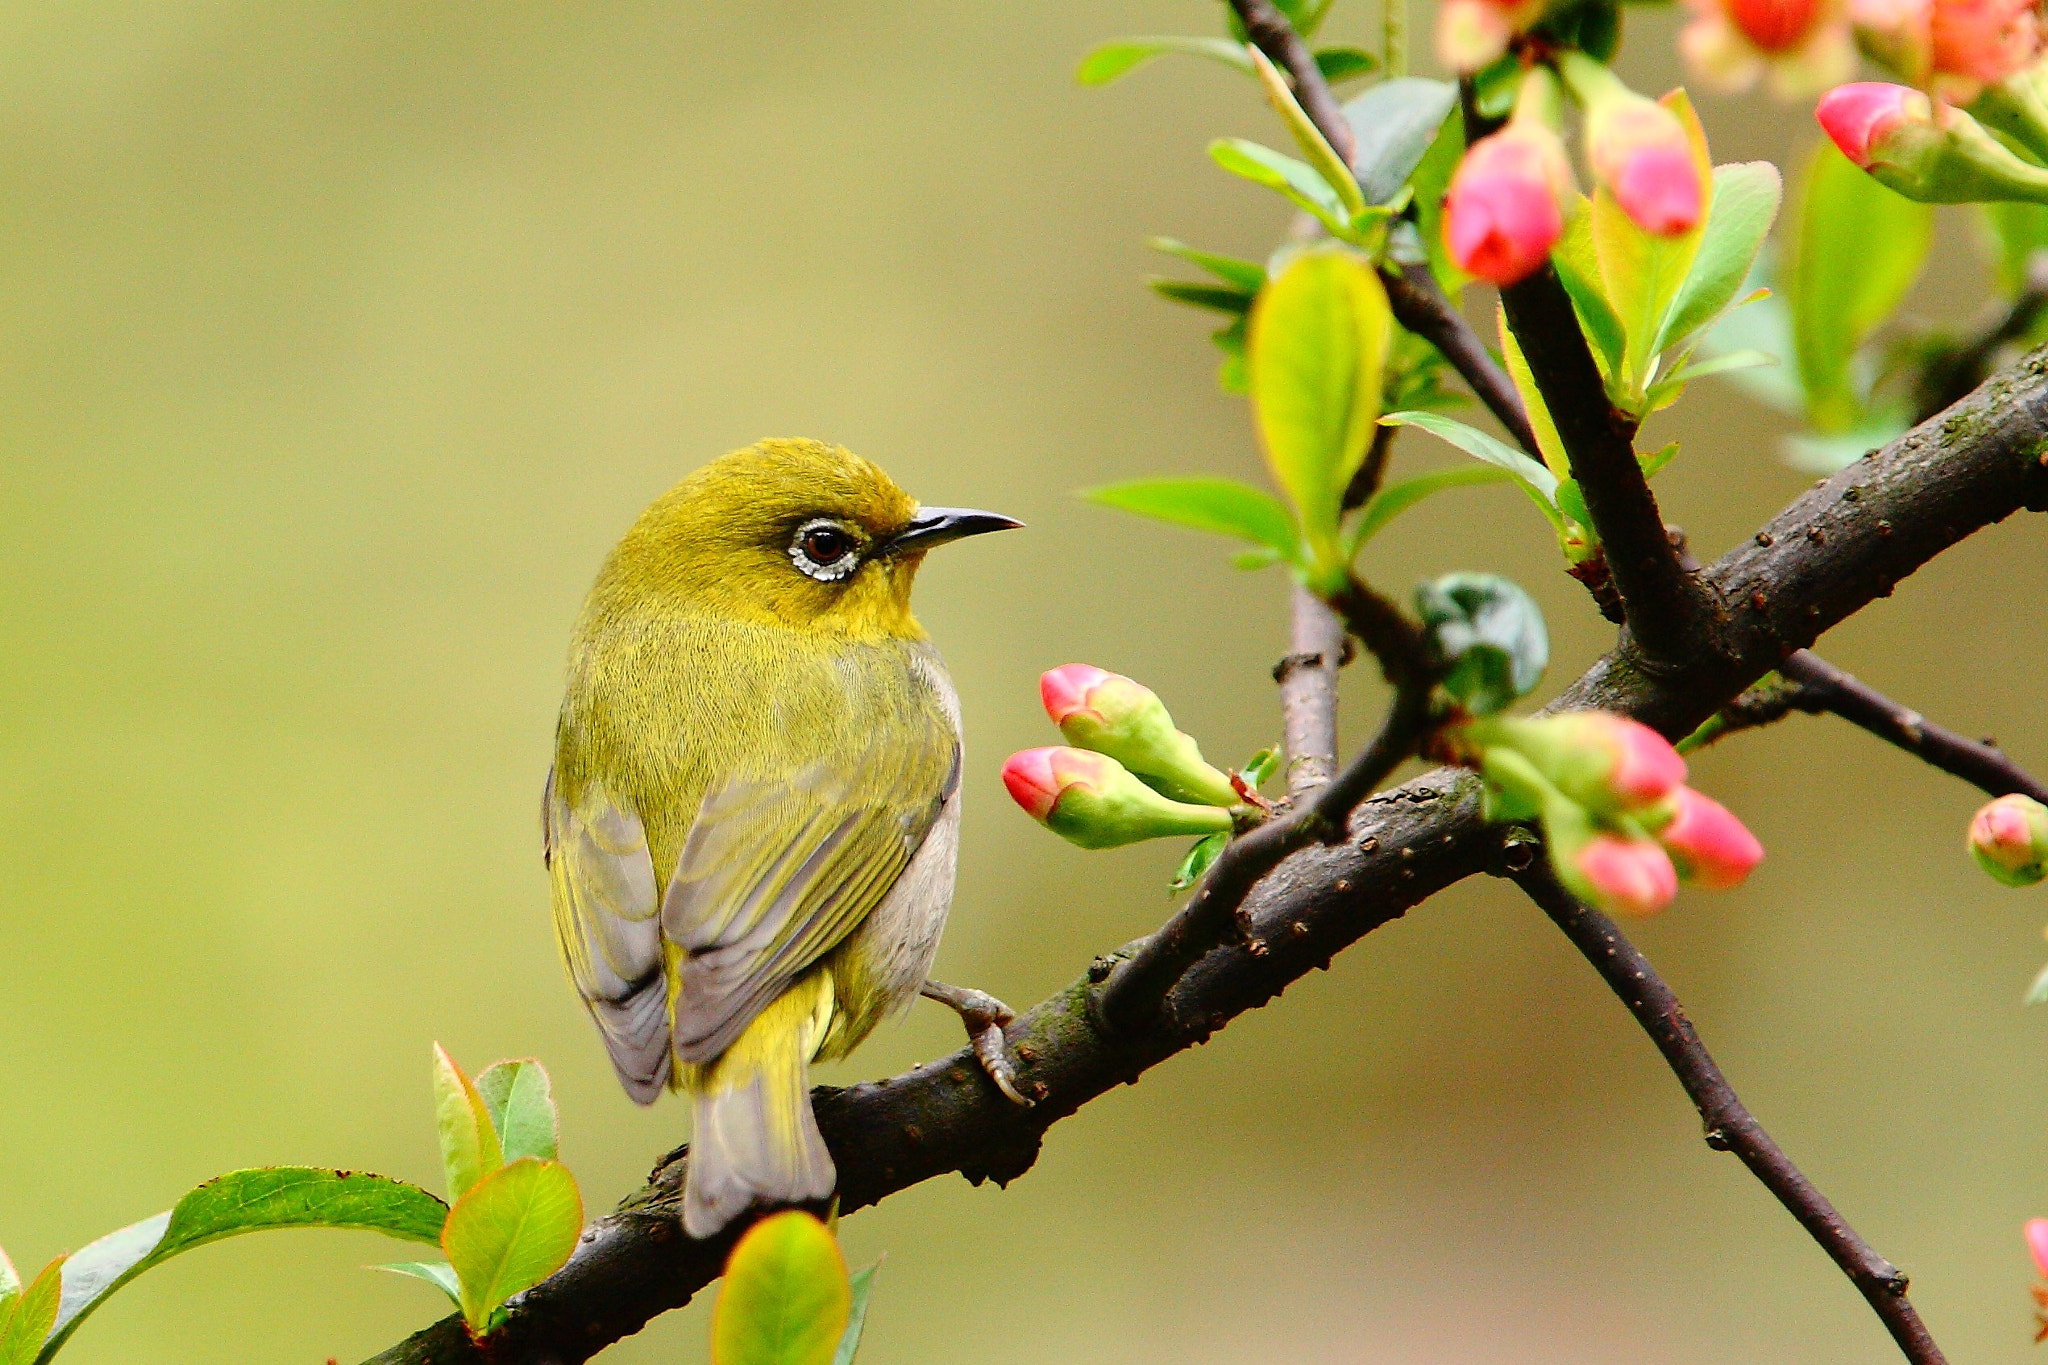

1226,0,1541,457
1512,862,1949,1365
1693,650,2048,802
362,349,2048,1365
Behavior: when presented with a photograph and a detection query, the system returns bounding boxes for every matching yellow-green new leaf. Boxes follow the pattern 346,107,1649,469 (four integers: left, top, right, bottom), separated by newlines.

1247,45,1365,221
0,1246,18,1310
713,1212,851,1365
433,1044,503,1204
0,1258,62,1365
442,1158,583,1332
1074,36,1253,85
1593,91,1714,404
1249,247,1392,585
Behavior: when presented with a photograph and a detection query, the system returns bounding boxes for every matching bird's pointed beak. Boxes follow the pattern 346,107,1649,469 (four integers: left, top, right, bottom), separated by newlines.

882,506,1024,556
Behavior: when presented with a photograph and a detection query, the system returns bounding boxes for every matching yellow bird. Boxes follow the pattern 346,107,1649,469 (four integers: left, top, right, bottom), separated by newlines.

545,438,1025,1237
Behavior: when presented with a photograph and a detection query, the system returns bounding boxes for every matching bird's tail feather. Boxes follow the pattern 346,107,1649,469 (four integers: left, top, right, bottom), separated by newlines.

681,973,836,1239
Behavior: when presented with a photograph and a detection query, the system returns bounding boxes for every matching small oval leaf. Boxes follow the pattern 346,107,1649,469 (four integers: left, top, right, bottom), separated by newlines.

442,1158,584,1333
475,1059,560,1165
713,1212,851,1365
1415,573,1550,717
434,1044,504,1203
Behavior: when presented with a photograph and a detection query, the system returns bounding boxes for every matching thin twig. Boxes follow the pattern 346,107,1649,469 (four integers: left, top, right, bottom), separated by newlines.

1915,252,2048,423
1694,651,2048,802
1099,576,1435,1034
363,338,2048,1365
1513,863,1948,1365
1228,0,1541,456
1279,584,1347,795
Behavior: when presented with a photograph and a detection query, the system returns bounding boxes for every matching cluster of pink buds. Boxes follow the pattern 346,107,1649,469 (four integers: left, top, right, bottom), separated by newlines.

1440,57,1706,289
1452,712,1764,917
1002,666,1244,849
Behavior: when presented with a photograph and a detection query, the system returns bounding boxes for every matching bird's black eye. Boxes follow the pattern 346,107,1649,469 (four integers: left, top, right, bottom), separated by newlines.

788,518,860,582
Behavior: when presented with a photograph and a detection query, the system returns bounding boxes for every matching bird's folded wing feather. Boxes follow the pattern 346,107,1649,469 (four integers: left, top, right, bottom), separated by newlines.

543,770,671,1101
661,720,959,1064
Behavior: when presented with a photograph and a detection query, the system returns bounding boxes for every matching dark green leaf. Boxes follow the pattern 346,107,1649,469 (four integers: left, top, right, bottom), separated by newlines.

1169,831,1230,893
1148,237,1266,291
1075,36,1252,85
1342,78,1459,207
1083,477,1297,555
829,1261,882,1365
41,1169,447,1361
375,1260,464,1309
1408,114,1467,289
442,1158,583,1332
1414,573,1550,717
475,1059,560,1165
1472,55,1522,120
1313,47,1378,83
712,1211,850,1365
1148,279,1254,314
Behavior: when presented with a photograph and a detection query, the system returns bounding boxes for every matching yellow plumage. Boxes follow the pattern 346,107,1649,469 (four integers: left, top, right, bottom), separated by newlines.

544,438,1013,1236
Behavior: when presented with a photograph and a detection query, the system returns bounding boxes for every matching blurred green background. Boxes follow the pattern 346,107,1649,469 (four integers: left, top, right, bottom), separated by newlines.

3,3,2046,1362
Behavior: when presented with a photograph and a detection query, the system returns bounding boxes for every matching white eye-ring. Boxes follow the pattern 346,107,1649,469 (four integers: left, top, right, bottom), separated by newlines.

788,517,861,582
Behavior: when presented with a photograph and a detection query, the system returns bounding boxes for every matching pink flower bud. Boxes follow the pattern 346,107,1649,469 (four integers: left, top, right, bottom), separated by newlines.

1035,664,1238,807
1434,0,1544,71
1730,0,1831,50
1656,786,1765,889
1967,793,2048,886
1464,712,1687,816
1930,0,2039,91
1443,122,1575,286
1001,746,1234,849
1816,81,1930,165
1587,98,1705,235
1575,834,1681,917
2026,1218,2048,1277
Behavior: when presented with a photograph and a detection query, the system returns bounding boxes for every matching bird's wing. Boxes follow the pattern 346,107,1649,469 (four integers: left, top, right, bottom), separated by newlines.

661,701,960,1065
543,768,672,1101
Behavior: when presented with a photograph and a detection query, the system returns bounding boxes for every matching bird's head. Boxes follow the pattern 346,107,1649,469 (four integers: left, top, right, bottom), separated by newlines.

598,438,1020,639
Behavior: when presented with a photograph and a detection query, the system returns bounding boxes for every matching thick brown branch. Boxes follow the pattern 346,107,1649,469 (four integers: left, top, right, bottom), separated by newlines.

1696,650,2048,802
366,352,2048,1365
1514,863,1947,1365
1497,262,1717,664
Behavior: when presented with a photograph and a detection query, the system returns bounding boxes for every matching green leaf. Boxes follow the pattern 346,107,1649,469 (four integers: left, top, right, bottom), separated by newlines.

1639,440,1681,477
1240,746,1283,789
1378,412,1559,510
1553,202,1626,382
1075,36,1252,85
1554,477,1590,527
1348,465,1511,553
1215,314,1250,394
1169,831,1230,894
1644,348,1776,408
0,1259,62,1365
1657,162,1782,355
1249,247,1393,580
1788,140,1933,431
1414,574,1550,717
1313,47,1378,83
442,1158,584,1333
829,1261,882,1365
712,1211,851,1365
1341,78,1459,207
1247,47,1366,222
1209,138,1349,236
1980,200,2048,294
475,1059,560,1165
1147,279,1254,314
1496,308,1573,486
40,1169,446,1362
1148,237,1265,292
0,1247,18,1310
434,1044,503,1204
1408,113,1467,290
1594,92,1713,400
1083,477,1297,555
375,1260,464,1309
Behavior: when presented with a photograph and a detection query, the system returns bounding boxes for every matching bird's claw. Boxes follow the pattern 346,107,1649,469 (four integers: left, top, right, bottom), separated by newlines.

920,980,1033,1107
